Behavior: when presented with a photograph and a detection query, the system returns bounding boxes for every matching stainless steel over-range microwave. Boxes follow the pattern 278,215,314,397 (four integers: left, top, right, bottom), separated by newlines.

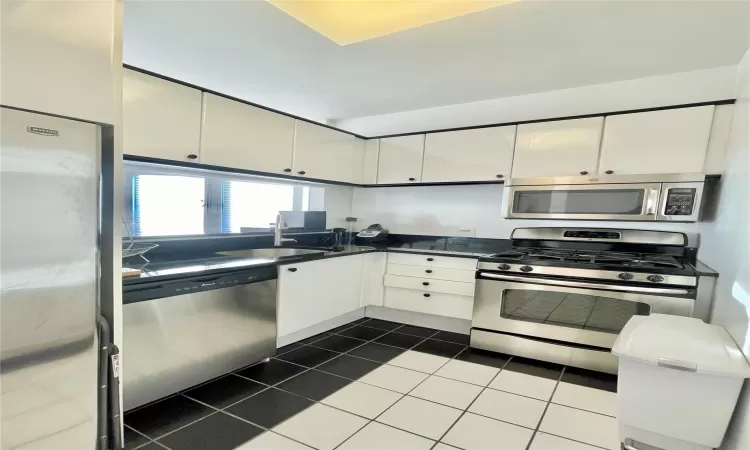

503,173,710,222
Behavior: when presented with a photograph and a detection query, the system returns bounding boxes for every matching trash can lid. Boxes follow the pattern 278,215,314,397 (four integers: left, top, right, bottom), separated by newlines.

612,314,750,377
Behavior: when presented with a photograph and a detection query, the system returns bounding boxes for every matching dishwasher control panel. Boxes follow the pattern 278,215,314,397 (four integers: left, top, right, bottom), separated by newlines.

123,265,278,304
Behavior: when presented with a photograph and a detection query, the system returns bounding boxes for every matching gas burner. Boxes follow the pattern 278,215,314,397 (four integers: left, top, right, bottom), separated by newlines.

488,248,685,270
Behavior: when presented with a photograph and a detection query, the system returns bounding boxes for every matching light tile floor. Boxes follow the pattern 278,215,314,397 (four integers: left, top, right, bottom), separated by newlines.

124,317,620,450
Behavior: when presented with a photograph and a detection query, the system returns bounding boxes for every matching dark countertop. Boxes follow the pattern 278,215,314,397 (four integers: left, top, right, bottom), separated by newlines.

123,245,497,286
691,260,719,278
123,246,378,286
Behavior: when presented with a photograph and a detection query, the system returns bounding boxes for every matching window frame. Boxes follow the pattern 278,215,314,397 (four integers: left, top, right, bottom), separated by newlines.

123,162,314,238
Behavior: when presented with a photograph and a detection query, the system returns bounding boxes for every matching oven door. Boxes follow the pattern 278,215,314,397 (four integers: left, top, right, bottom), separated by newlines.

504,183,662,221
473,272,695,348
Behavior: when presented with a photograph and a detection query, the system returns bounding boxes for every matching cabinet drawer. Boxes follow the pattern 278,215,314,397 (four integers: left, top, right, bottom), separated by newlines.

384,274,475,297
387,264,476,283
384,287,473,320
387,253,478,270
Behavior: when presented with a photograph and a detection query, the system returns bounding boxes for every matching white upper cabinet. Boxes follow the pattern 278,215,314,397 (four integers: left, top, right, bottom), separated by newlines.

599,106,714,175
377,135,425,184
361,139,380,184
200,93,295,175
292,121,363,183
123,69,203,161
512,117,603,178
422,126,516,182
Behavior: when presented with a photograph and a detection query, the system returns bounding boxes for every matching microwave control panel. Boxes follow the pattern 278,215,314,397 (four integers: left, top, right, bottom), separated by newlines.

663,188,696,216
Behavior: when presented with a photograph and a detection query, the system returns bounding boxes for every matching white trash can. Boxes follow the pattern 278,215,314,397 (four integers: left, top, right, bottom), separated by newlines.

612,314,750,450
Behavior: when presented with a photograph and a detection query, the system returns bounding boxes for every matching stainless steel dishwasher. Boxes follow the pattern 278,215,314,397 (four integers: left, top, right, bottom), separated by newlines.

122,266,277,411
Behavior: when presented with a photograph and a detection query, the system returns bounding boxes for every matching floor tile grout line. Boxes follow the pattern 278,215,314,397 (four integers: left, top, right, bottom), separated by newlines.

178,393,317,450
332,341,460,449
524,366,566,450
428,355,515,449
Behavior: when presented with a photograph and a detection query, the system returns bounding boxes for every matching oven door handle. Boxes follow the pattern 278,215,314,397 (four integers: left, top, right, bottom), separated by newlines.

477,272,690,295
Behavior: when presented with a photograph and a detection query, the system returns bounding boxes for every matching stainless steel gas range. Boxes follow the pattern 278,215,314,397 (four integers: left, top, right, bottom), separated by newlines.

471,227,716,374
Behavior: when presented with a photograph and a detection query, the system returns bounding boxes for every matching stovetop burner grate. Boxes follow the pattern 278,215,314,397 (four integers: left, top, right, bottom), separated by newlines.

489,247,684,269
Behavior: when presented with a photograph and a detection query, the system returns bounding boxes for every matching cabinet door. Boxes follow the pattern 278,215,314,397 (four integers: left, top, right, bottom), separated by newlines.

599,106,714,175
377,135,425,184
292,121,363,183
123,69,202,161
361,139,380,185
277,256,364,337
512,118,603,178
361,252,386,307
422,126,515,182
200,93,294,174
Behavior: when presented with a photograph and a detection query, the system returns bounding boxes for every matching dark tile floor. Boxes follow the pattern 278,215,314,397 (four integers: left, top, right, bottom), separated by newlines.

124,317,618,450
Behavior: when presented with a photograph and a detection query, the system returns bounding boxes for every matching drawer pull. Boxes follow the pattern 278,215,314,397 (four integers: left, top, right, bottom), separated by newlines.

425,269,432,273
423,293,431,298
426,258,434,262
422,282,430,286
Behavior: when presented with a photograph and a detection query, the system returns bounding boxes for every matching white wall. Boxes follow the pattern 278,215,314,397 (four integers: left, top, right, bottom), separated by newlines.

700,49,750,450
352,184,700,239
334,67,737,136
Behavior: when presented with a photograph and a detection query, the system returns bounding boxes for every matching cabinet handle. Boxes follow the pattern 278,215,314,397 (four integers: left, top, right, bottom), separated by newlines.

426,258,434,262
423,293,431,298
187,154,198,160
422,282,430,286
287,267,297,272
605,170,614,175
298,171,306,175
579,170,588,175
495,174,504,179
283,168,292,173
408,177,416,181
425,269,433,274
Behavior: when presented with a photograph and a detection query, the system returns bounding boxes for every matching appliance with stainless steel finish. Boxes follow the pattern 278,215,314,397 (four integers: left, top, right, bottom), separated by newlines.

471,227,716,374
1,107,109,449
123,266,278,410
504,173,707,222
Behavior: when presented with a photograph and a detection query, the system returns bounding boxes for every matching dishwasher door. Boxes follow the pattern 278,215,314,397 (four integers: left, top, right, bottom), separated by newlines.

123,272,277,411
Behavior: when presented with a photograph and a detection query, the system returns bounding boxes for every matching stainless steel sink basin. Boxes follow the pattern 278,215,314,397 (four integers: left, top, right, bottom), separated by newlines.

217,248,327,259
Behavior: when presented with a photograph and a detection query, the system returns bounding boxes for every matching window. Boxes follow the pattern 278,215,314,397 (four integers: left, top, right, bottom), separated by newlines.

132,174,205,236
124,162,317,237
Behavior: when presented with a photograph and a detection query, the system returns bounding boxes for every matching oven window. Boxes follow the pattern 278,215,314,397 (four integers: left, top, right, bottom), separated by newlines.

501,290,651,333
513,189,645,214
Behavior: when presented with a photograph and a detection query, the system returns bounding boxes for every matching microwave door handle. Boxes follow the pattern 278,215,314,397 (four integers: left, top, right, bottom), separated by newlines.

477,272,689,295
645,188,660,216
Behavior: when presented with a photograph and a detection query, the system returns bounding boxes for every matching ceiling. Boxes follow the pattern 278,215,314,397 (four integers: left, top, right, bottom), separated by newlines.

124,0,750,123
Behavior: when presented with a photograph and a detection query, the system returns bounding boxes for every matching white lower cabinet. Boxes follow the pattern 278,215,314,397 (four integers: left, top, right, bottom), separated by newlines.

384,288,473,320
277,255,364,337
361,252,387,307
382,253,477,320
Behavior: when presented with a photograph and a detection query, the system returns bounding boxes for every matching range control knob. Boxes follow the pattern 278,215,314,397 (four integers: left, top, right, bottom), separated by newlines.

647,275,665,283
520,265,533,272
498,264,511,271
617,272,634,280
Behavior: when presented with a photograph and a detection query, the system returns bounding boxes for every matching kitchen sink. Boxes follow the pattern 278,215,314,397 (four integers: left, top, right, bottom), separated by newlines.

217,247,327,259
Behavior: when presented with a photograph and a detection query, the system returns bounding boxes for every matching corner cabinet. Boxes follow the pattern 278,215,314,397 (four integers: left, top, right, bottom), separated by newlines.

200,93,295,175
599,106,714,175
422,126,516,182
377,135,425,184
512,117,604,178
277,255,365,338
123,69,203,162
292,120,364,183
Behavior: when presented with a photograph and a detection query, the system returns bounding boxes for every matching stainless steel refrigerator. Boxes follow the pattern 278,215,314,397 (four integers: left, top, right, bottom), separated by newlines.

0,106,115,450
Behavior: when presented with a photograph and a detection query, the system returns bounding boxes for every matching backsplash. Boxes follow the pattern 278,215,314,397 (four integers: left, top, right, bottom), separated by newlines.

351,184,702,239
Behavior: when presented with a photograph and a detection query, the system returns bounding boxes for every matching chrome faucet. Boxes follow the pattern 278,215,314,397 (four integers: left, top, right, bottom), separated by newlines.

274,212,297,246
